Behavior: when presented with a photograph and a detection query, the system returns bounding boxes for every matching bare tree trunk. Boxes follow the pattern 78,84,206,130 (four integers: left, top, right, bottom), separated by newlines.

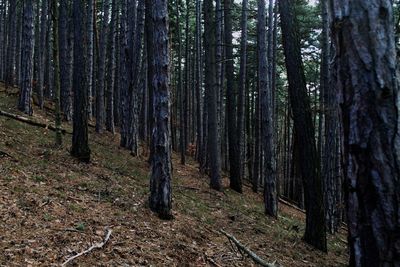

237,0,248,181
106,0,118,134
204,0,221,191
225,0,242,193
51,0,62,146
87,0,94,120
71,0,90,163
96,0,110,133
331,1,400,265
59,0,72,121
18,0,34,116
279,0,326,251
148,0,172,220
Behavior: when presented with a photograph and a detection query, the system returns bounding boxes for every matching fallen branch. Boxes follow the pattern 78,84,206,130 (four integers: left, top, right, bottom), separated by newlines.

0,109,70,135
0,150,18,162
279,197,306,214
61,228,112,266
220,229,277,267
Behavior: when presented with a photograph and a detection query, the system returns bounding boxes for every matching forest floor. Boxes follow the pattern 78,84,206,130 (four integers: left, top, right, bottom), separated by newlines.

0,83,348,266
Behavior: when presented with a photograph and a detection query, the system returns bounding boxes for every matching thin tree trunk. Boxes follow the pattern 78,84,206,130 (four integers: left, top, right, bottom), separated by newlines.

225,0,242,193
106,0,118,134
51,0,62,146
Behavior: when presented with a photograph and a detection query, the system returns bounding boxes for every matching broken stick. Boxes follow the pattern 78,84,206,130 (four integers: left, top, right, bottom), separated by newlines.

220,229,277,267
61,228,112,266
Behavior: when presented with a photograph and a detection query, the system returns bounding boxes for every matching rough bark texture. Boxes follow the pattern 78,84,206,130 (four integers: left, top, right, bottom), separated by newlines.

331,1,400,265
37,0,48,108
59,0,72,121
145,0,155,163
87,0,94,120
96,0,110,133
279,0,326,251
237,0,248,181
5,0,17,88
106,0,118,134
127,0,144,156
51,0,62,146
204,0,221,191
71,0,91,163
18,0,34,116
195,0,203,164
225,0,242,193
148,0,173,220
258,0,277,218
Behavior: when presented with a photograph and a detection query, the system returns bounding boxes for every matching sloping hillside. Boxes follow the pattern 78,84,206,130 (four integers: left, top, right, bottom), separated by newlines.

0,84,347,266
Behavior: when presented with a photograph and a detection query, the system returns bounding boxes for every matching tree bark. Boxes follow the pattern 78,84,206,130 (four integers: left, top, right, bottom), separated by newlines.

96,0,110,133
51,0,62,146
18,0,34,116
331,1,400,265
71,0,91,163
279,0,326,251
148,0,173,220
204,0,221,191
225,0,242,193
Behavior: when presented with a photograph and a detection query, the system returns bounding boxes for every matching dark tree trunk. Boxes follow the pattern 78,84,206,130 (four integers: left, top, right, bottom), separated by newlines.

148,0,172,220
279,0,326,251
18,0,34,116
96,0,110,133
175,0,185,164
204,0,221,191
71,0,90,163
87,0,94,120
258,0,277,217
51,0,62,146
237,0,248,181
59,0,72,121
331,1,400,265
195,0,203,165
5,0,17,88
106,0,118,134
224,0,241,193
127,0,144,156
37,0,47,107
145,0,155,163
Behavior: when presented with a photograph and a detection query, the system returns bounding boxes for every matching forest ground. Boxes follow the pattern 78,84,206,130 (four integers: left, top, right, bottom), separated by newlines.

0,82,347,266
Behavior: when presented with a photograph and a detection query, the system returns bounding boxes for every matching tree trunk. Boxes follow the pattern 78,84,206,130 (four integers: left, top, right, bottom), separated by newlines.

96,0,110,133
59,0,72,121
204,0,221,191
5,0,17,88
195,0,203,164
87,0,94,120
71,0,90,163
279,0,326,251
237,0,248,181
331,1,400,265
106,0,118,134
18,0,34,116
51,0,62,146
225,0,242,193
148,0,172,220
